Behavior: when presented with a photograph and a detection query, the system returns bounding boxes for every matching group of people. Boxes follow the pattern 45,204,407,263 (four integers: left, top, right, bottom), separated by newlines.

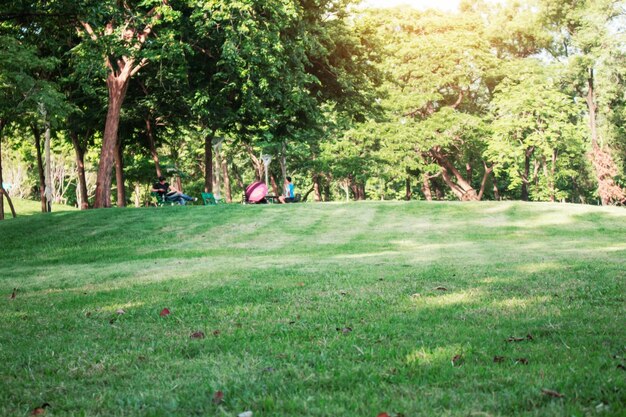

152,176,296,205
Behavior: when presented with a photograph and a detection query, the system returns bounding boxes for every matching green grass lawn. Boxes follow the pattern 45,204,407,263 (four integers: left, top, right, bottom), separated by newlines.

1,201,624,417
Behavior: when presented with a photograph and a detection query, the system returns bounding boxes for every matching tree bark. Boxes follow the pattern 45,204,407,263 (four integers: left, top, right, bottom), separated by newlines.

146,117,162,178
270,173,280,196
430,148,478,201
32,125,47,212
477,162,493,201
521,146,534,201
134,183,141,207
493,174,501,201
244,143,264,181
405,177,412,200
114,134,126,207
204,130,214,192
280,141,287,183
231,162,244,190
221,158,232,203
422,176,433,201
70,131,89,210
95,75,130,208
313,174,322,202
0,121,16,220
44,118,52,212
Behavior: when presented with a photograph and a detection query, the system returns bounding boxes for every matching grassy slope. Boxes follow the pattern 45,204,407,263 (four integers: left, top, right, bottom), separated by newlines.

0,201,624,417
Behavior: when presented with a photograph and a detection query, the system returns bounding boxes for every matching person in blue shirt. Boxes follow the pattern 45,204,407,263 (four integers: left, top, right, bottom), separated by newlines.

279,176,295,203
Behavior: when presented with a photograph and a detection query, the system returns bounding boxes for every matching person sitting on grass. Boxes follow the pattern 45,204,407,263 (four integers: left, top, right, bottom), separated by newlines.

152,176,197,205
278,176,295,204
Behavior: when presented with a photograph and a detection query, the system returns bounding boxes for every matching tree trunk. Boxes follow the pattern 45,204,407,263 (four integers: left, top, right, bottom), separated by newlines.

405,177,412,200
422,176,433,201
204,130,214,193
585,68,626,205
313,174,322,202
477,162,493,201
132,183,139,207
0,122,16,220
70,131,89,210
231,162,244,190
44,119,52,212
493,174,501,201
550,149,557,202
94,75,130,208
280,141,287,183
270,174,280,196
114,135,126,207
221,158,232,203
521,146,534,201
430,149,478,201
146,117,162,178
32,125,47,212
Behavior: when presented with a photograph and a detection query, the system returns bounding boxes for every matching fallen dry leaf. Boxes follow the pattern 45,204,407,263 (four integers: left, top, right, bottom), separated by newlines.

10,288,17,300
434,286,448,291
31,403,50,415
410,293,421,298
515,358,529,365
452,354,464,366
190,331,205,339
212,390,224,404
339,290,347,295
297,282,305,287
506,336,527,342
337,327,352,335
159,308,170,317
493,356,506,363
116,309,125,315
541,388,564,398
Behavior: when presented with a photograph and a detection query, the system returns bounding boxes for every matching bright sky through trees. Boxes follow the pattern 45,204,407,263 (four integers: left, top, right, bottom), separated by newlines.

360,0,502,11
361,0,462,11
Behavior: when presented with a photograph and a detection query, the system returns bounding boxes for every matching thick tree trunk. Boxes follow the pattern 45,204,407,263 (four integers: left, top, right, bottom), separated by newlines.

32,126,47,212
422,176,433,201
70,131,89,210
146,118,162,178
94,75,129,208
204,130,214,193
114,136,126,207
221,159,232,203
430,149,478,201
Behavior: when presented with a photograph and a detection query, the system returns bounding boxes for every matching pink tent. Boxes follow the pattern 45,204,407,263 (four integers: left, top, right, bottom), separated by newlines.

245,181,268,203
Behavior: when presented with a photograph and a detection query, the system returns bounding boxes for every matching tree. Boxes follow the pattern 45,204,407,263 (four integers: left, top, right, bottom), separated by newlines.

540,0,626,204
